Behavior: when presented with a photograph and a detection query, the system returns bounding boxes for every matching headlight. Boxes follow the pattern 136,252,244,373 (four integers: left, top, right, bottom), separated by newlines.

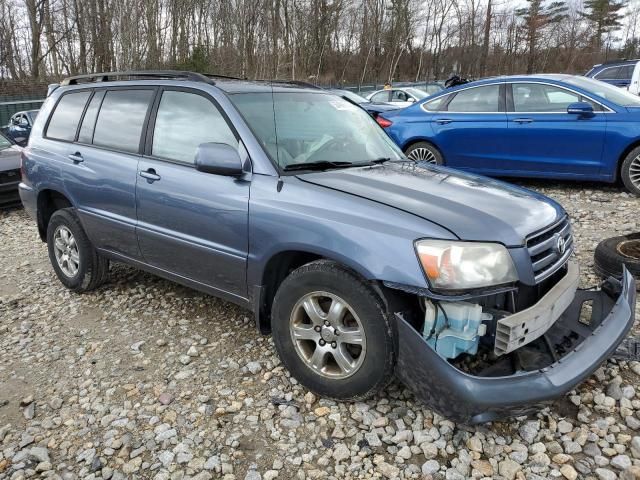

415,240,518,290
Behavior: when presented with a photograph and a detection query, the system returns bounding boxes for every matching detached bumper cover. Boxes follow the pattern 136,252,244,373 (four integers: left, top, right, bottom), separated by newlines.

395,268,636,424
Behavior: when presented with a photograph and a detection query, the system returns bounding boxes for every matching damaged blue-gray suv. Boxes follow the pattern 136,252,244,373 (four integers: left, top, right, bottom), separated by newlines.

19,71,636,424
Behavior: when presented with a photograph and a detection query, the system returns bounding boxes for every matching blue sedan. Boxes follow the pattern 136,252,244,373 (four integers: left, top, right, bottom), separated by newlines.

378,75,640,196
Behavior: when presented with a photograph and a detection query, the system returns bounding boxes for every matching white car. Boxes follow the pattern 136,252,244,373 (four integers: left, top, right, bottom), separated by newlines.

366,87,435,108
630,62,640,95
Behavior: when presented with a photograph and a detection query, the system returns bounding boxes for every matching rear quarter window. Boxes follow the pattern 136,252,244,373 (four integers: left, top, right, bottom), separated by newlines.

46,91,91,141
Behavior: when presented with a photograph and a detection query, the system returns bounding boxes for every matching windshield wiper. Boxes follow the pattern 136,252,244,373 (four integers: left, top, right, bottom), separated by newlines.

283,160,354,171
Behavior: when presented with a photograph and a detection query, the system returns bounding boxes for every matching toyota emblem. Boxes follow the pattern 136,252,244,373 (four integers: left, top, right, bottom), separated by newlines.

555,235,566,255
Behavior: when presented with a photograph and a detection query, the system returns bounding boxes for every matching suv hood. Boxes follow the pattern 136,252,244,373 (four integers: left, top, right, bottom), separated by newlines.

298,162,563,246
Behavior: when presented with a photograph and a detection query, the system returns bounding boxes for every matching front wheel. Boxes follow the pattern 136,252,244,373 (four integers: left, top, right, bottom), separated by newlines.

271,260,396,401
405,141,444,165
621,146,640,197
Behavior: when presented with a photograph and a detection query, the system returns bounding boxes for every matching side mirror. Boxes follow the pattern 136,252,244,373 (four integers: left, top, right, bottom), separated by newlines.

194,142,243,176
407,97,416,103
567,102,594,116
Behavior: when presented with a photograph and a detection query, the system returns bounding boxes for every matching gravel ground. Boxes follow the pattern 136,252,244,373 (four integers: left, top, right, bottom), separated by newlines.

1,180,639,480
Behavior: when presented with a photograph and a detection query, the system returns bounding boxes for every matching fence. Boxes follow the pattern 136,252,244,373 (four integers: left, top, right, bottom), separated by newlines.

0,94,46,126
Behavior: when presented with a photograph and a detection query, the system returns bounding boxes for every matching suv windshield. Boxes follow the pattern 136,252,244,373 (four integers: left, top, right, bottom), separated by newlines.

230,91,403,170
566,76,640,106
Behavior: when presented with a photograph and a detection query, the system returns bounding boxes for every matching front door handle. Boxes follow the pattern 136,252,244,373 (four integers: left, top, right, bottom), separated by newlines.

513,118,534,124
139,168,161,182
435,118,453,125
68,152,84,163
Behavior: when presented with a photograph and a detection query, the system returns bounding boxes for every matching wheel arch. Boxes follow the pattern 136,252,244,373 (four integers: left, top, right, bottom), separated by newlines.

253,249,393,335
36,189,74,241
402,137,443,154
618,139,640,183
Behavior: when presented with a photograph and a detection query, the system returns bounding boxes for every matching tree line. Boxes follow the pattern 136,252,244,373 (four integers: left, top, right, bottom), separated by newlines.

0,0,638,86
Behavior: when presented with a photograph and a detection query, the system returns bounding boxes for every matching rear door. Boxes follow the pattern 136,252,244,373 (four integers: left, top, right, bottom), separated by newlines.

504,82,607,178
135,88,250,299
430,82,508,171
54,87,155,259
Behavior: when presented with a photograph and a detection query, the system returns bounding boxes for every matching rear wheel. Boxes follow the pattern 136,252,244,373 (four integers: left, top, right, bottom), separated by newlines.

47,208,109,292
271,260,395,400
405,142,444,165
621,146,640,197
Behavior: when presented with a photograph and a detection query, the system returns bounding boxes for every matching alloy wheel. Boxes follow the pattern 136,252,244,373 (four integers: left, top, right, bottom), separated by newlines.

53,225,79,277
407,147,437,163
629,154,640,190
289,291,366,379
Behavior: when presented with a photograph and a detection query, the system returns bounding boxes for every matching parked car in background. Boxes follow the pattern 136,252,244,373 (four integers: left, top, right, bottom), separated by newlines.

366,86,436,107
328,89,402,117
19,70,636,424
585,59,639,90
0,130,23,208
378,74,640,196
5,109,39,146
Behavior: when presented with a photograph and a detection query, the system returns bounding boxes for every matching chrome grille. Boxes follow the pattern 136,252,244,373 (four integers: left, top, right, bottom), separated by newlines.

526,216,573,283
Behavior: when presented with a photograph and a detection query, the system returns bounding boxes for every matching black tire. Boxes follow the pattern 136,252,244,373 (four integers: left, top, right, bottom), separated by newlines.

405,141,444,165
271,260,396,401
46,208,109,292
621,146,640,197
593,233,640,283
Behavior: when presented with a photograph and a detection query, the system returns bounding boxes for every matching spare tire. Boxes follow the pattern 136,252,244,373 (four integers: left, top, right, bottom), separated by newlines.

594,233,640,284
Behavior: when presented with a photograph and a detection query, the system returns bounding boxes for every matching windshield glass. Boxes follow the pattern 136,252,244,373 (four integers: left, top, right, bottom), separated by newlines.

565,76,640,106
0,134,11,150
230,92,404,170
404,88,428,100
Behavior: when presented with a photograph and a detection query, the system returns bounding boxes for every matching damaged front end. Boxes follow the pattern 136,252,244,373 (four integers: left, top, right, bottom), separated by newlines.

392,264,636,424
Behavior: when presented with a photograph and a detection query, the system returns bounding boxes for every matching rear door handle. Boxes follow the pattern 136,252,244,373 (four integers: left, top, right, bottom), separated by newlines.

68,152,84,163
513,118,534,124
435,118,453,125
139,168,161,182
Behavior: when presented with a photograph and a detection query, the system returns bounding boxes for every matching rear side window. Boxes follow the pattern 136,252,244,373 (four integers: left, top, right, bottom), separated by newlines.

46,91,91,141
620,64,635,80
447,84,500,112
595,66,621,80
93,89,154,153
151,90,237,164
77,90,105,144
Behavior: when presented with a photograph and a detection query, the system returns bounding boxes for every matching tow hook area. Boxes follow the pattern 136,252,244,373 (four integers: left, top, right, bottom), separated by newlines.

394,268,636,424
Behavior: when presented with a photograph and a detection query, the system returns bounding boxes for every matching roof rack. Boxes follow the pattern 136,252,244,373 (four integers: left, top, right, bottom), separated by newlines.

599,58,640,65
60,70,218,86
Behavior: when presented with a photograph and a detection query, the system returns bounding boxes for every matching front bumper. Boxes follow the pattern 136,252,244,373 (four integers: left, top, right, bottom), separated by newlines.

395,268,636,424
0,172,21,209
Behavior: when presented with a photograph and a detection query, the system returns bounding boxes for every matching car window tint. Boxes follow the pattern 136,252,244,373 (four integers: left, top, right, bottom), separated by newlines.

422,96,447,111
513,83,580,112
93,89,153,153
46,91,91,141
595,66,621,80
447,85,500,112
78,90,105,144
152,90,237,164
370,91,389,102
620,65,635,80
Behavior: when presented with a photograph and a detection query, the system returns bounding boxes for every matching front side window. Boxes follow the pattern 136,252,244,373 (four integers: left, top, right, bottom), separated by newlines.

152,90,237,164
46,91,91,141
93,89,154,153
230,92,403,169
595,66,621,80
512,83,581,112
404,87,428,100
391,90,409,102
446,84,500,112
